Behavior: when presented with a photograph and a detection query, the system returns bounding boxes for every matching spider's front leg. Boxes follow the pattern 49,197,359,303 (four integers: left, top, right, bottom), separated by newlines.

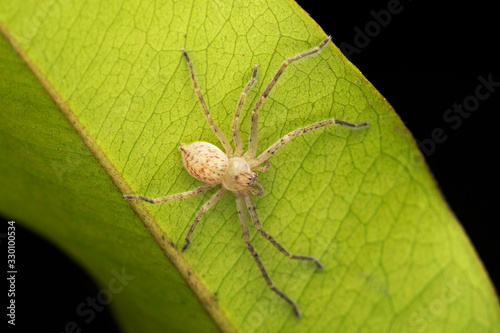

252,159,271,172
244,194,323,269
250,119,370,168
245,36,332,158
235,195,302,317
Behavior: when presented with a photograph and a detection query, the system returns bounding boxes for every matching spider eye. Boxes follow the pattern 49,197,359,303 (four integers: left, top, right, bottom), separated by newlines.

235,172,257,187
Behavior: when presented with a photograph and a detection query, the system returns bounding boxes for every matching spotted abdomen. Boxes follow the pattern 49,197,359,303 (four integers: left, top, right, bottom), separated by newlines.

179,141,228,184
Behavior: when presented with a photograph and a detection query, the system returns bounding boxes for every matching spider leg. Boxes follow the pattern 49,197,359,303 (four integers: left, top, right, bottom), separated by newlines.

250,118,370,168
123,183,217,204
232,65,258,156
182,187,227,251
235,195,301,317
182,48,232,154
244,194,323,268
252,160,271,172
245,36,332,158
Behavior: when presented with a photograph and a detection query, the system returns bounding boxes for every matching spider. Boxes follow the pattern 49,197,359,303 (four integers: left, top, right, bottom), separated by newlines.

124,36,369,317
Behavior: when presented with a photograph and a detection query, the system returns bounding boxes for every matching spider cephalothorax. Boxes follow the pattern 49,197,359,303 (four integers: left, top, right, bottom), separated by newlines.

222,157,258,192
124,36,369,317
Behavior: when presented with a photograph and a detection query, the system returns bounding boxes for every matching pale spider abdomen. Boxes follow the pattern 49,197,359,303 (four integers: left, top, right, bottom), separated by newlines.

179,141,228,184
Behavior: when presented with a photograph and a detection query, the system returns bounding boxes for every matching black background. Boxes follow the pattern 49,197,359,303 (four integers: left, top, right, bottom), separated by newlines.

2,1,499,332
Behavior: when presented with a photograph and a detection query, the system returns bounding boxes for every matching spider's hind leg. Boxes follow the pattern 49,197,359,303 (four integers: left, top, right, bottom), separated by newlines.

181,47,233,154
182,187,227,251
123,183,217,204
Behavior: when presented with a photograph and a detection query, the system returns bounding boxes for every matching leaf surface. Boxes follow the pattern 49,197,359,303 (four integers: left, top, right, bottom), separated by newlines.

0,0,498,332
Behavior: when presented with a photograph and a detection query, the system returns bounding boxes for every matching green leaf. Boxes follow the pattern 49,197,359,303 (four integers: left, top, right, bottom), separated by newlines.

0,0,498,332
